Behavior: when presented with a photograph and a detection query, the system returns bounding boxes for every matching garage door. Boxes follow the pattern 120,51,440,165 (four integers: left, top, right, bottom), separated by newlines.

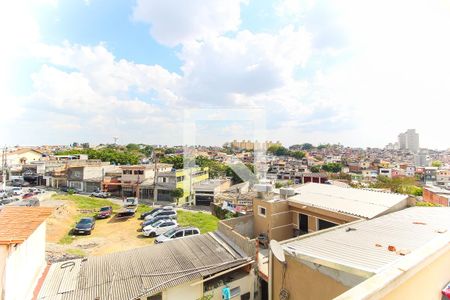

195,195,214,206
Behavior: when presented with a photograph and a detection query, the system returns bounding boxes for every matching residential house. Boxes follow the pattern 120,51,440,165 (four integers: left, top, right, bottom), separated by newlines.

361,169,378,181
0,207,53,300
423,185,450,207
36,233,255,300
379,168,392,178
155,167,209,204
120,164,173,199
4,148,43,168
193,178,231,206
253,183,410,242
436,169,450,188
67,163,119,192
270,207,450,300
424,167,438,183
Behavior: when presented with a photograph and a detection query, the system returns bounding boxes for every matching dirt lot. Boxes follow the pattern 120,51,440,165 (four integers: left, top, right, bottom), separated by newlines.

42,196,156,260
41,193,218,261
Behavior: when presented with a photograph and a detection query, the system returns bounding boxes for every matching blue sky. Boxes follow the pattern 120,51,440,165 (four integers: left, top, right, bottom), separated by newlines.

1,0,450,149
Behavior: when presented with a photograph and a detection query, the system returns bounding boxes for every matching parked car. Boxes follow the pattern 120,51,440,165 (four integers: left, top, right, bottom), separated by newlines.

73,217,96,235
91,191,111,198
141,216,172,229
0,190,7,199
96,206,113,219
144,209,177,221
60,187,80,194
22,193,35,199
140,205,173,220
11,187,22,196
142,219,178,237
116,197,139,219
155,227,200,244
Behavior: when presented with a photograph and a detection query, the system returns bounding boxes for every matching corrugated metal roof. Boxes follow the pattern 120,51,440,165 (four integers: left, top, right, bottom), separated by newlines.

38,233,250,300
283,207,450,275
289,183,409,218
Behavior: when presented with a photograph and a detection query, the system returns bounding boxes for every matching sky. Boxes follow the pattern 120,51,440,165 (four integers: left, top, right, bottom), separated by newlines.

0,0,449,149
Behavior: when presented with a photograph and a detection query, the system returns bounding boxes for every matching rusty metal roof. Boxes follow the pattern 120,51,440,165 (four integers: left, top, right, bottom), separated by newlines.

37,233,250,300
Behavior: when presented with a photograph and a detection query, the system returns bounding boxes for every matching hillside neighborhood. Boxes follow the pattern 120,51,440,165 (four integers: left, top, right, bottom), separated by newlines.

0,137,449,299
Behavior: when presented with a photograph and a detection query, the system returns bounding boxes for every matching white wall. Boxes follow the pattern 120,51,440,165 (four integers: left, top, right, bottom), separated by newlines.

206,271,255,300
163,280,203,300
4,223,47,300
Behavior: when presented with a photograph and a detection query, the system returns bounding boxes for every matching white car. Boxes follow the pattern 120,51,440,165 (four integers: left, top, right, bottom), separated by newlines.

155,227,200,244
144,209,177,221
11,187,22,196
142,219,178,237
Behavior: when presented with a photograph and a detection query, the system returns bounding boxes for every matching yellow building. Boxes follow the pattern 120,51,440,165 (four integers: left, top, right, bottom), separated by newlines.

155,167,209,204
231,140,282,151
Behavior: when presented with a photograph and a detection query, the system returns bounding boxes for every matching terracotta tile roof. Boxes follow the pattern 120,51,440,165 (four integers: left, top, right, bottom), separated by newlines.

0,207,53,245
8,148,43,155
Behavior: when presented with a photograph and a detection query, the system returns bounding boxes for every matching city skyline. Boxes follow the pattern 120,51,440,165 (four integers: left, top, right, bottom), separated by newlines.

1,1,450,149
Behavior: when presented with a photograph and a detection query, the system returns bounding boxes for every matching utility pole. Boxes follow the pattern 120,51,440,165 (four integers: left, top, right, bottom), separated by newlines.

2,147,7,191
152,150,159,207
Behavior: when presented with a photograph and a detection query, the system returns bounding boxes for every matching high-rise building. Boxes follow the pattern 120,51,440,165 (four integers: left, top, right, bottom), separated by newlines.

398,129,419,153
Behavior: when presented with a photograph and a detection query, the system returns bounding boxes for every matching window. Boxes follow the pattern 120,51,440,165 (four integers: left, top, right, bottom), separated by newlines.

230,287,240,298
147,293,162,300
134,170,144,175
185,230,192,236
299,213,308,233
318,219,338,230
174,231,184,238
241,292,250,300
123,170,132,175
258,206,266,217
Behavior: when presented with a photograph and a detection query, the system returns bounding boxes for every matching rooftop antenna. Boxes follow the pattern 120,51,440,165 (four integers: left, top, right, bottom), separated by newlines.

270,240,286,264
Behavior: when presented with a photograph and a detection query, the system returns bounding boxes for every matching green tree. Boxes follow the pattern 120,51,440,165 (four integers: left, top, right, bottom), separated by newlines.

160,155,184,169
126,143,140,152
310,165,321,173
321,163,342,173
171,188,185,205
291,151,306,159
300,143,313,150
56,148,141,165
226,163,256,184
431,160,443,167
195,156,227,178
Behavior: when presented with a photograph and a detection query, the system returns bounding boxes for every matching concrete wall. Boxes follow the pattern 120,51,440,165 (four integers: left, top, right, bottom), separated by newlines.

218,216,256,257
205,271,255,300
253,198,293,241
271,254,349,300
381,247,450,300
3,222,47,300
270,200,293,241
0,245,7,300
162,280,203,300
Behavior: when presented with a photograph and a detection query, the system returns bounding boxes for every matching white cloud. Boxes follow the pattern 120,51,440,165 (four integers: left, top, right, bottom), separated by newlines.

178,26,312,105
132,0,247,46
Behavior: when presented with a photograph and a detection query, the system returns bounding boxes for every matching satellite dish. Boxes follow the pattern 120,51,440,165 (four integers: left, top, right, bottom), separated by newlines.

270,240,286,264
